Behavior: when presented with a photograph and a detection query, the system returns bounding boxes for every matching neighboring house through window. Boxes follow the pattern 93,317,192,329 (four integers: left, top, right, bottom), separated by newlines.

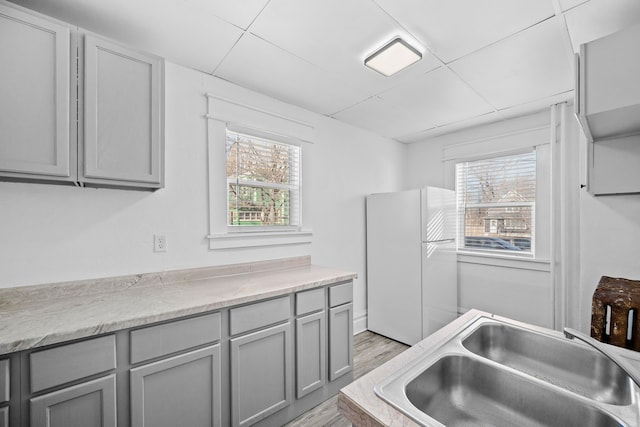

456,151,537,254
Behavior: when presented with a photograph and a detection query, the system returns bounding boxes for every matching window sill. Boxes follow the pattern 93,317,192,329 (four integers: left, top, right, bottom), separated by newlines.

457,250,550,272
207,230,313,250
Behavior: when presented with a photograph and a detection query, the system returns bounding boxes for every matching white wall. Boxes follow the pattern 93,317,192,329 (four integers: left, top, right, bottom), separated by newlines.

0,62,405,331
579,191,640,331
405,111,555,328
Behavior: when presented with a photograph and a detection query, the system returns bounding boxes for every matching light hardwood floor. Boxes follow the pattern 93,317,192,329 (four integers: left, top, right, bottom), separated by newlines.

286,331,409,427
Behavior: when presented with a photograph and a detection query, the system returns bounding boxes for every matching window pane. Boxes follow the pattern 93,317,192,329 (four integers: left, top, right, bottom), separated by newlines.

462,153,536,204
226,130,301,228
464,206,533,252
457,151,536,254
228,184,290,226
226,132,299,185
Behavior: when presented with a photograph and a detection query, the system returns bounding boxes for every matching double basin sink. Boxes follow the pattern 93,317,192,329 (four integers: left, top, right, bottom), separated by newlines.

375,315,640,426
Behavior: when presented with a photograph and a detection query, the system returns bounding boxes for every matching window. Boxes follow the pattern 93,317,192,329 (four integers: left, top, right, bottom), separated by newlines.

456,151,536,254
226,130,301,231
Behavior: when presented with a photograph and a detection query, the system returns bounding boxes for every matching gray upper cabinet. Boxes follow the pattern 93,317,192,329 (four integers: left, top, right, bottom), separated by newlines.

576,24,640,142
577,24,640,196
80,34,164,189
0,3,164,190
0,4,72,182
588,133,640,195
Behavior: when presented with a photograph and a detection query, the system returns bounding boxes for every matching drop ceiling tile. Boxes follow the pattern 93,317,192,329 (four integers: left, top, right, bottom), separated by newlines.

564,0,640,51
449,17,573,110
183,0,269,30
498,90,574,120
215,33,368,116
558,0,589,12
11,0,243,73
249,0,441,95
332,96,437,139
373,0,555,63
397,111,505,143
379,67,495,127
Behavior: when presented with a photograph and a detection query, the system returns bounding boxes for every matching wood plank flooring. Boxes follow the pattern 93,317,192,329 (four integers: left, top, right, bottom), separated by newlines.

286,331,409,427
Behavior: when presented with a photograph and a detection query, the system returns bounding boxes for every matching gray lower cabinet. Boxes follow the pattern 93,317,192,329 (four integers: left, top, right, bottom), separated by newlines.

329,302,354,381
0,406,7,427
295,311,326,398
130,345,222,427
230,322,292,427
4,281,352,427
0,359,8,405
30,374,116,427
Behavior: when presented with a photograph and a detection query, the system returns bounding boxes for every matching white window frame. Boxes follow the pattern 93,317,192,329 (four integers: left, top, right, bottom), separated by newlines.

225,129,301,233
443,125,551,264
205,94,313,250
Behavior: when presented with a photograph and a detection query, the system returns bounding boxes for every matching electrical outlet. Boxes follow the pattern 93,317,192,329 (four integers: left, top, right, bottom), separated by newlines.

154,235,167,252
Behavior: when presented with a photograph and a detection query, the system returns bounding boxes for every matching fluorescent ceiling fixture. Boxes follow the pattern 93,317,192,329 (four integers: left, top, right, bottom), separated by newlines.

365,38,422,77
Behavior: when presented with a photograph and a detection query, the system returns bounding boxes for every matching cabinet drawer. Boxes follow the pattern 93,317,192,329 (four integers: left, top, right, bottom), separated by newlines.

30,335,116,393
329,282,353,307
295,288,325,316
230,296,291,336
0,359,8,403
130,312,221,364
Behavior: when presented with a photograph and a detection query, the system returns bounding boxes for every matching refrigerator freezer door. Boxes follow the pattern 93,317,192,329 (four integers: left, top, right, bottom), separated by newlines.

366,190,423,346
421,187,456,242
422,241,458,337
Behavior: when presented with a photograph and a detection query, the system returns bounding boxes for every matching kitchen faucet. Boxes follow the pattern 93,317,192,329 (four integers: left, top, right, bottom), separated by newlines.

564,327,640,388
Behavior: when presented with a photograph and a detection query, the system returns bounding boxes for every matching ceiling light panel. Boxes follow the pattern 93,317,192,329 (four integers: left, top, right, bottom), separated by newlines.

365,38,422,76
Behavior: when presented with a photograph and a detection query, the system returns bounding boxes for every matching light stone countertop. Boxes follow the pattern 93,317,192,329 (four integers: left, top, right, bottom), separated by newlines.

0,256,356,355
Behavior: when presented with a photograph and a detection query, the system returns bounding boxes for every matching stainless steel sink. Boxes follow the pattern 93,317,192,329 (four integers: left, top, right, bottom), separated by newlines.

375,315,640,426
405,355,624,427
462,323,633,405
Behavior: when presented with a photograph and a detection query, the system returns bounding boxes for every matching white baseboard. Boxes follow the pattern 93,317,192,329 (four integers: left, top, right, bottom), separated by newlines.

353,311,367,335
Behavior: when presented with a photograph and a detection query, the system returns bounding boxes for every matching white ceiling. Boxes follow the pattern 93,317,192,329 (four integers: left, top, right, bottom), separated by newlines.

10,0,640,143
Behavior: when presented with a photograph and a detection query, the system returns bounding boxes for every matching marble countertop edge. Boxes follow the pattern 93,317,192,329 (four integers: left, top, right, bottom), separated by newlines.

0,258,357,355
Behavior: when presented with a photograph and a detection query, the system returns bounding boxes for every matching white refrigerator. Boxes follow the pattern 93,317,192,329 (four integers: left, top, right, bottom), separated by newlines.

366,187,457,346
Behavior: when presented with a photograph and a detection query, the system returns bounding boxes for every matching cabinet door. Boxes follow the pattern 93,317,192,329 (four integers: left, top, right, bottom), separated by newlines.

329,303,353,381
0,359,8,404
82,34,163,188
130,345,221,427
589,134,640,195
295,311,326,398
0,407,7,427
231,322,291,427
30,374,116,427
0,4,72,181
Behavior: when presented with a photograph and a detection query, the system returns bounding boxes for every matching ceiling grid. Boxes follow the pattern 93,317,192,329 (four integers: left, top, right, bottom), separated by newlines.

9,0,640,142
